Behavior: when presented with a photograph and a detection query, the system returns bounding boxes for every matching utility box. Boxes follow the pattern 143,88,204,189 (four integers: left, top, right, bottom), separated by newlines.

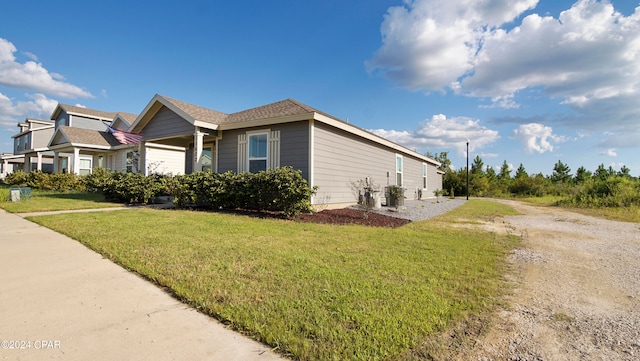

10,187,31,202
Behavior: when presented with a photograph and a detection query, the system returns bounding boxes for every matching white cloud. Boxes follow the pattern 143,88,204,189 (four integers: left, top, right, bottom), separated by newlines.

23,51,38,61
0,37,92,98
0,92,57,127
367,0,539,92
512,123,567,154
370,113,500,156
368,0,640,129
600,148,617,157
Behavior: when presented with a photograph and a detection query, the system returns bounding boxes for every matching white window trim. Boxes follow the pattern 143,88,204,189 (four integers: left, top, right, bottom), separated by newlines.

79,157,93,175
422,163,427,189
396,154,403,187
247,130,269,173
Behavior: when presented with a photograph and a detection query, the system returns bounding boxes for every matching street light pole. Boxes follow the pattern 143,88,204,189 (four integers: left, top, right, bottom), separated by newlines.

466,139,470,200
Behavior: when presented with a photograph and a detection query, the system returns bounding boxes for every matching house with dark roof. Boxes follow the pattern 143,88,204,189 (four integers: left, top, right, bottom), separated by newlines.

131,94,443,205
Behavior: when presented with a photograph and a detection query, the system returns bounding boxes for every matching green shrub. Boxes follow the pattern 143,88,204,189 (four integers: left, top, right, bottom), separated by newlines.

172,167,316,218
4,170,83,192
4,170,29,187
559,176,640,208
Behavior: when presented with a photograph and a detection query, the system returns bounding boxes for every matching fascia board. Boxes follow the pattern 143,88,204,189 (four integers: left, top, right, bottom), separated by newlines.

144,142,187,151
193,120,219,130
65,111,113,121
68,143,112,150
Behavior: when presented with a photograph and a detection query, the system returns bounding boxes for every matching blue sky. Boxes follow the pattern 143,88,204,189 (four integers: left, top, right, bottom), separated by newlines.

1,0,639,176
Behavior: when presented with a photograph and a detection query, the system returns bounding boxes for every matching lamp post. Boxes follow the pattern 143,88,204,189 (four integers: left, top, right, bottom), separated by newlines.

466,139,470,200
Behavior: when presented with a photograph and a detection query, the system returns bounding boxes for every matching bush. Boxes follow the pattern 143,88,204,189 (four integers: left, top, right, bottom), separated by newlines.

172,167,316,218
559,176,640,208
4,170,29,187
4,170,84,192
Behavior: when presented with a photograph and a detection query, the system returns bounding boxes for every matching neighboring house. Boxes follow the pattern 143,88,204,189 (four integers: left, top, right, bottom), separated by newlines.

0,152,24,179
11,118,55,172
130,94,443,205
47,104,138,174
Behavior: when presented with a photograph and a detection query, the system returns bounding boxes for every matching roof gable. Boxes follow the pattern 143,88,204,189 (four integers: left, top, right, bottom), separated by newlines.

49,126,122,149
131,94,228,133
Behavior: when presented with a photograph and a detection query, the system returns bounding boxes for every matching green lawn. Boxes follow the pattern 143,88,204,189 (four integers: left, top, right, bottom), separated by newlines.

30,200,519,360
0,186,122,213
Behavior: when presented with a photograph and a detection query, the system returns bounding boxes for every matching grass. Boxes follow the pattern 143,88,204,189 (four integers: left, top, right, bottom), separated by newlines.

0,185,122,213
29,200,519,360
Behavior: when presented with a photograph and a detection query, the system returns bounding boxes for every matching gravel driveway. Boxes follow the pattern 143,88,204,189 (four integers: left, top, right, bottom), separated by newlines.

456,200,640,360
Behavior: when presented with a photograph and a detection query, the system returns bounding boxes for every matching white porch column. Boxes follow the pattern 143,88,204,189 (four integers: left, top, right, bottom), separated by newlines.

53,152,59,173
72,148,80,175
193,128,206,173
36,153,43,171
139,142,146,175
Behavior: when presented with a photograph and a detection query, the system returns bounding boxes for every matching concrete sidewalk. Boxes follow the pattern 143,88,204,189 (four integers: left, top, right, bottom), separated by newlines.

0,209,285,361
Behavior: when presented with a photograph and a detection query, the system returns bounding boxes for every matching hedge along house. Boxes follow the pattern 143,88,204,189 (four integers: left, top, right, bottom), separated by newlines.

131,94,442,206
47,104,139,174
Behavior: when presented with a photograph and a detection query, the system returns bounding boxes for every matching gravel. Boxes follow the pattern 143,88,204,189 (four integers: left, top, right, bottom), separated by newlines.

457,200,640,360
357,197,468,221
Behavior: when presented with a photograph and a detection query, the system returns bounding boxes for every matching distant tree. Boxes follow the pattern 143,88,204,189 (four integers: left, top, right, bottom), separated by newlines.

485,165,496,181
594,163,610,181
430,151,452,173
574,166,592,184
498,160,511,180
471,155,485,175
551,160,571,183
618,165,631,178
514,163,528,179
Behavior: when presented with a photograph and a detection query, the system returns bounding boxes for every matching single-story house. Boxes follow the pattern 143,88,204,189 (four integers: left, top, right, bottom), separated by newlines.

130,94,442,206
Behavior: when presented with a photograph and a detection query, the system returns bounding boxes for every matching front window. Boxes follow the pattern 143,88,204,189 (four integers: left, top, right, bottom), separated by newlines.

248,133,268,173
201,147,212,172
396,154,403,186
79,158,92,175
423,163,427,188
126,151,138,172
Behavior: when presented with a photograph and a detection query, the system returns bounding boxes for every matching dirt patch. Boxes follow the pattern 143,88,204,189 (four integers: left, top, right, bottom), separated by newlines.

298,208,411,228
440,200,640,360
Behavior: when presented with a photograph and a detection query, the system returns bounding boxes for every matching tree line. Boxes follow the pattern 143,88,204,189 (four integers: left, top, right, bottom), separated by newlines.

428,152,640,208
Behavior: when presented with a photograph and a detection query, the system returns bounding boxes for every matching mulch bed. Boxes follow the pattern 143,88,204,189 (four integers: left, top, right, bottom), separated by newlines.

173,205,411,228
298,208,411,228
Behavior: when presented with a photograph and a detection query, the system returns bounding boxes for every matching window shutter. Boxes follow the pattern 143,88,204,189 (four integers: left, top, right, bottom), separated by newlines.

237,134,247,172
269,130,280,169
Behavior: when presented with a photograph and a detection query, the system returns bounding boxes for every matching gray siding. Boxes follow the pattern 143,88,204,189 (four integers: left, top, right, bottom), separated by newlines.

142,106,194,140
313,123,394,204
428,167,442,192
70,115,108,131
32,128,54,149
312,122,440,204
217,121,310,179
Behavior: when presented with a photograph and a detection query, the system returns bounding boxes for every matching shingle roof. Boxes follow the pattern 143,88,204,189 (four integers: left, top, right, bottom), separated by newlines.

160,96,228,125
224,98,323,124
116,112,138,125
58,104,120,120
58,126,122,147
